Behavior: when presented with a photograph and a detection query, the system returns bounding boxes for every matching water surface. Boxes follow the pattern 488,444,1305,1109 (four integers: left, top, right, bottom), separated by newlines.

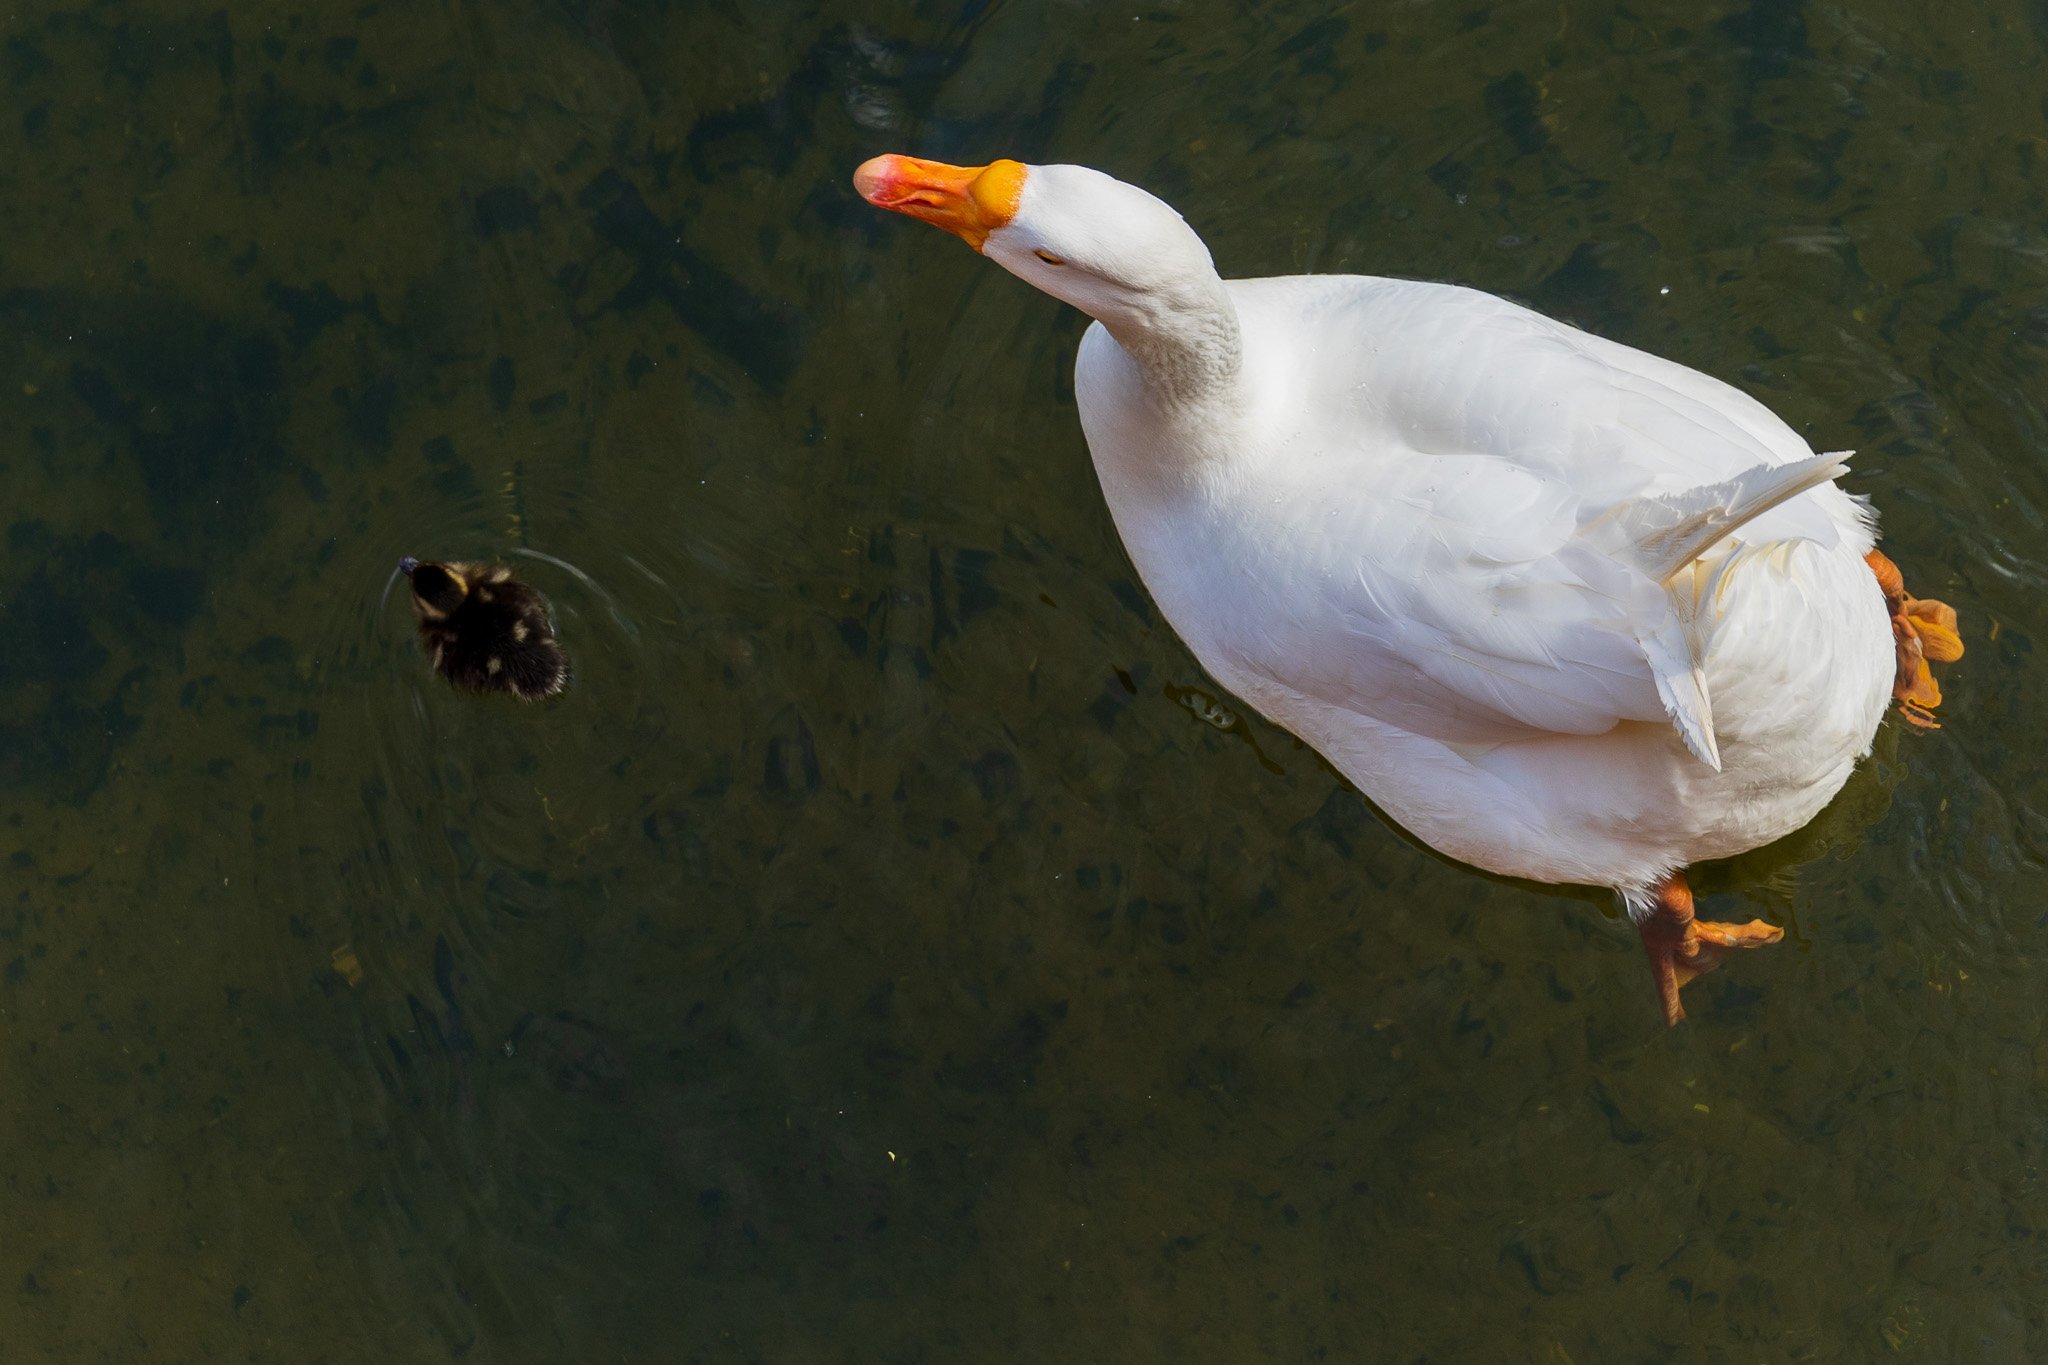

3,1,2045,1359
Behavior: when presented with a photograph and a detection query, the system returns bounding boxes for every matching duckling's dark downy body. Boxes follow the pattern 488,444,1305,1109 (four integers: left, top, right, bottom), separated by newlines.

401,557,568,701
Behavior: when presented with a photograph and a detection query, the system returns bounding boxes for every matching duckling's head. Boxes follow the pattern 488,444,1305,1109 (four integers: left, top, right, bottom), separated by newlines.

400,557,470,618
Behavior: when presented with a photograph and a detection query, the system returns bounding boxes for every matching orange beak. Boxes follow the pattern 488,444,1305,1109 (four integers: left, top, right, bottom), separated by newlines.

853,154,1027,253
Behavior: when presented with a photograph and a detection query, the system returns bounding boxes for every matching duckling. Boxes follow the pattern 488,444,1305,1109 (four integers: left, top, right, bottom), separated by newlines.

399,556,568,701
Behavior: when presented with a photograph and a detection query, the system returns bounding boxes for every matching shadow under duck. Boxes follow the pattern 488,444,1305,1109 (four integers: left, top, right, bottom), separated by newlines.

400,556,568,701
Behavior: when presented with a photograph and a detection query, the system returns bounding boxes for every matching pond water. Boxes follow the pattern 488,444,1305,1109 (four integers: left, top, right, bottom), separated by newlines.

3,1,2044,1359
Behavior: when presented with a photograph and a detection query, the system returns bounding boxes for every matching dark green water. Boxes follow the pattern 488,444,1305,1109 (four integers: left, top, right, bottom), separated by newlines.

3,1,2044,1359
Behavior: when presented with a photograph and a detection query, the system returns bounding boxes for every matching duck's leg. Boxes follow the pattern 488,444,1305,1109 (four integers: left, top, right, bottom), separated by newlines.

1865,549,1963,728
1635,871,1783,1027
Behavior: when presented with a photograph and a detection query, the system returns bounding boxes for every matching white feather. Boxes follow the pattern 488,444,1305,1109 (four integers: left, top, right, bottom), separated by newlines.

1605,449,1851,584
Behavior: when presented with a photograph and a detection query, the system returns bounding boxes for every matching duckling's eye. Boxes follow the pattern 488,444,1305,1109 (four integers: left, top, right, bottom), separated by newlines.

1033,249,1065,266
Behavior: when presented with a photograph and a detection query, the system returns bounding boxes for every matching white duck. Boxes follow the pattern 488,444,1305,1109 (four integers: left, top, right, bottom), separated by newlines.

854,154,1961,1025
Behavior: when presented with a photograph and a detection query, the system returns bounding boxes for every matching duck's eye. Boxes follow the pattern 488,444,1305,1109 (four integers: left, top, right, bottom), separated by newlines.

1033,249,1065,266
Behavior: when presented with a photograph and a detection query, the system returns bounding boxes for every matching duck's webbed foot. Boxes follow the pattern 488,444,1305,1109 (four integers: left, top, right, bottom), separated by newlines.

1635,871,1783,1027
1865,549,1963,729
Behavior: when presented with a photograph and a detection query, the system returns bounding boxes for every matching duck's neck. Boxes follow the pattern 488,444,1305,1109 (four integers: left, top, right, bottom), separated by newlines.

1097,274,1243,409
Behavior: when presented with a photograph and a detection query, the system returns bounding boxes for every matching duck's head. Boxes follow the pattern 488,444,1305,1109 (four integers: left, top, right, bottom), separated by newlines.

400,557,468,621
853,155,1221,326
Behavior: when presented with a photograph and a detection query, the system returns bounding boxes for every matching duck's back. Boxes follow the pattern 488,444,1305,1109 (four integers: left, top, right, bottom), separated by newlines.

1225,275,1861,540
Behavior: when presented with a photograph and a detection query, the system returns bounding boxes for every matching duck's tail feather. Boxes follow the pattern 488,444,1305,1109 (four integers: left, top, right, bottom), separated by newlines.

1609,451,1850,772
1640,613,1721,771
1616,450,1851,584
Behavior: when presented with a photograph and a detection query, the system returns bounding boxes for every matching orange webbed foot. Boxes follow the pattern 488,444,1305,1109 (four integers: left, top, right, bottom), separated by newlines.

1866,549,1962,728
1637,872,1784,1027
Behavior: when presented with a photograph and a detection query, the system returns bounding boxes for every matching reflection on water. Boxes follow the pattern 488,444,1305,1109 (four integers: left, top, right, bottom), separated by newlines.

2,1,2044,1358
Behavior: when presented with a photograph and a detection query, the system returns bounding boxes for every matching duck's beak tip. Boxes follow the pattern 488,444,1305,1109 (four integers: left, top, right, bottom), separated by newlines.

852,154,898,205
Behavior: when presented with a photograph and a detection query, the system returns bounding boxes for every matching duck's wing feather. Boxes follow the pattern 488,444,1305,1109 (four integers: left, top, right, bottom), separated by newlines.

1242,454,1672,753
1225,277,1863,768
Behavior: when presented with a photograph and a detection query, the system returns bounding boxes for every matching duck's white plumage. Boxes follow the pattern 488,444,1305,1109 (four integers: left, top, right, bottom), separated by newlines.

1074,270,1891,891
856,154,1945,1021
